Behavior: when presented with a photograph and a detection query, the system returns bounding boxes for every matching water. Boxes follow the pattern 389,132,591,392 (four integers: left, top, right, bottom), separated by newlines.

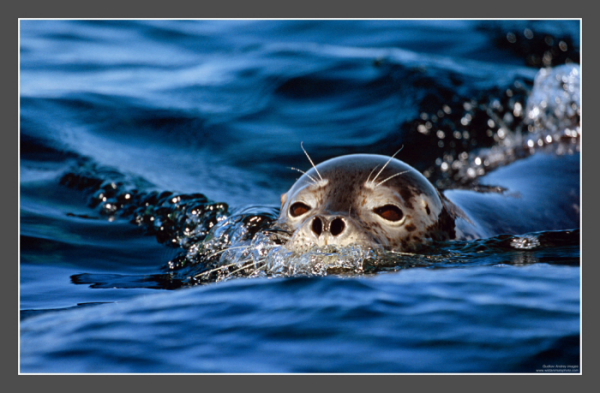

20,19,581,373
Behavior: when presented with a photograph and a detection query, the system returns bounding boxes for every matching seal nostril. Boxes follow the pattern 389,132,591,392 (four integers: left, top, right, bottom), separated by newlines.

330,218,345,236
312,217,323,236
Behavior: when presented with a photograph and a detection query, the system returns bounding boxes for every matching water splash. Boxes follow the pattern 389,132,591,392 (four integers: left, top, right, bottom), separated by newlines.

59,164,578,286
525,64,581,137
411,64,581,189
59,64,581,288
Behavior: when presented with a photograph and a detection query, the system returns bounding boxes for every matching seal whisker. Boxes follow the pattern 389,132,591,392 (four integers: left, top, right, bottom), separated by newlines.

366,164,381,184
270,233,291,242
264,229,291,238
301,141,323,182
289,166,319,185
224,261,253,276
370,146,404,185
197,255,268,281
210,242,285,261
265,231,291,239
250,262,268,276
226,260,265,277
232,261,268,279
204,245,255,260
376,170,409,188
194,262,243,279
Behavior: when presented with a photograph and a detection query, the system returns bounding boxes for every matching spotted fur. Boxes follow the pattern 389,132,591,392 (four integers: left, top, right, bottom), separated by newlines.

276,154,468,253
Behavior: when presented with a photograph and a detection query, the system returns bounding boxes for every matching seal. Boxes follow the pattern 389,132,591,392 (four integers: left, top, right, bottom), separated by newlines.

276,153,471,253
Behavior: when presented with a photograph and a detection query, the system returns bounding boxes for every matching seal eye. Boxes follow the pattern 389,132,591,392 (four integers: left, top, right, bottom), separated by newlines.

290,202,311,217
374,205,404,222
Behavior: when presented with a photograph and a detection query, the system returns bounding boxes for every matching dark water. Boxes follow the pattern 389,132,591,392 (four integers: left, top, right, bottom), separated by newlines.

20,20,581,373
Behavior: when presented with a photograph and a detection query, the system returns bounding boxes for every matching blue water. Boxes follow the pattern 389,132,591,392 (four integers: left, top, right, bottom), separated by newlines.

20,19,581,373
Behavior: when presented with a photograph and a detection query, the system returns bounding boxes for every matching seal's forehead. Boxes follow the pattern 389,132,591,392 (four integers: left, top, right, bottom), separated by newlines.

294,154,440,199
288,155,379,193
316,154,403,174
306,154,419,185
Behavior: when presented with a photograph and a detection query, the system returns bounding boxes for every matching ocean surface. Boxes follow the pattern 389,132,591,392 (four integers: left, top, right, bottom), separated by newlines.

20,19,581,373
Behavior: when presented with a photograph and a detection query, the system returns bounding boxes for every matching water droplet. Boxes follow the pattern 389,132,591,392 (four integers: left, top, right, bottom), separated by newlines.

559,41,568,51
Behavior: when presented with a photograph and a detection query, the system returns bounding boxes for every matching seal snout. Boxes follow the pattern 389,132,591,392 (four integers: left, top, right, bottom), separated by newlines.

311,216,346,237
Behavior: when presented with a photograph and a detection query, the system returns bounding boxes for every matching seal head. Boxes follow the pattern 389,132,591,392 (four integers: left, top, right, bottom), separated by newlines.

276,154,457,253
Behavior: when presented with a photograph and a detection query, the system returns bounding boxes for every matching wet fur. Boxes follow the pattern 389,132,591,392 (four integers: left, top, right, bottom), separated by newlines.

276,154,467,253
